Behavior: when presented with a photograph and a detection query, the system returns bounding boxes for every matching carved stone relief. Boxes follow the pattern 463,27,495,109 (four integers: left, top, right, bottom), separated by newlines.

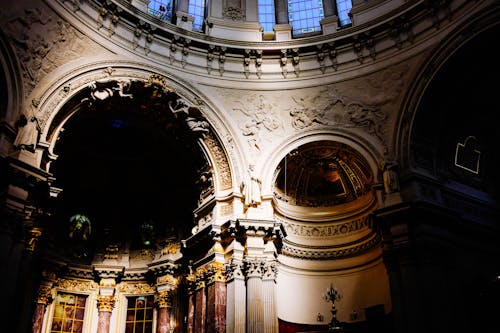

2,7,104,98
55,278,99,292
219,91,284,159
278,215,371,238
204,132,233,190
288,88,387,144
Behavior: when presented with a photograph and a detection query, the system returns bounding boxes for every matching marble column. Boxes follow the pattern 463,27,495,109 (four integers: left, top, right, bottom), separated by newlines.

194,280,207,333
156,290,172,333
206,263,226,333
96,295,116,333
32,284,53,333
187,291,196,333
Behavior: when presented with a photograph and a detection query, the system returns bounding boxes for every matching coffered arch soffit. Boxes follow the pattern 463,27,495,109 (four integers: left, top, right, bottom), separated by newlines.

396,6,500,170
261,131,382,212
32,62,238,193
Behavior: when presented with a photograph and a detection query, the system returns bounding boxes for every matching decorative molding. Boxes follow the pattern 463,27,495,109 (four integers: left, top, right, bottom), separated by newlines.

281,233,381,260
55,278,99,292
244,258,264,278
116,282,156,294
155,290,172,308
223,7,246,21
206,262,226,284
36,285,53,305
204,132,232,190
280,216,371,238
225,260,245,281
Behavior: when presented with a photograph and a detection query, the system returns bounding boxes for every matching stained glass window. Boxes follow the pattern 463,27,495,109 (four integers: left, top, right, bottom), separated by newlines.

288,0,324,35
259,0,276,33
188,0,206,31
336,0,352,26
125,296,154,333
50,293,87,333
148,0,174,21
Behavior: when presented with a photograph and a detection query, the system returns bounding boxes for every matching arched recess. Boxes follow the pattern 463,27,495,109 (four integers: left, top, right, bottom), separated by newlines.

396,5,500,173
25,64,238,261
263,132,392,326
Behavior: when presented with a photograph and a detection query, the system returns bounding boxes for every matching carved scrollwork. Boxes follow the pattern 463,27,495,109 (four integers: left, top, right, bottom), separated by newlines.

55,278,98,292
117,282,156,294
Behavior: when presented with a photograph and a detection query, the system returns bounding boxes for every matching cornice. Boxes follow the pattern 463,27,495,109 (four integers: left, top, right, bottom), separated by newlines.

40,0,485,82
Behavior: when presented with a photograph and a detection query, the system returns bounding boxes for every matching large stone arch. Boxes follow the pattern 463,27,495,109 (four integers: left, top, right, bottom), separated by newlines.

396,5,500,171
24,63,237,203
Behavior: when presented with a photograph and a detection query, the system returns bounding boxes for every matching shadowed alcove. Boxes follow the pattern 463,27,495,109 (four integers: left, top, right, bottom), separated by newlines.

46,80,207,264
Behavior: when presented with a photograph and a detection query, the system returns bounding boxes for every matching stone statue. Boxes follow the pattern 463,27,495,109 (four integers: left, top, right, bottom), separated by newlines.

241,164,262,208
13,113,41,152
381,160,400,194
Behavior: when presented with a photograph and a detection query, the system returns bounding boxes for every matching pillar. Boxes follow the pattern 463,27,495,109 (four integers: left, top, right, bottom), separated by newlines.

155,290,172,333
262,261,278,333
194,279,207,333
206,262,226,333
187,290,196,333
32,283,53,333
96,295,115,333
96,277,117,333
246,259,264,333
225,245,246,333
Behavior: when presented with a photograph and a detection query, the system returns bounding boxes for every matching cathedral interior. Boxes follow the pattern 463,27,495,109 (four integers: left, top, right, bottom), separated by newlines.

0,1,499,333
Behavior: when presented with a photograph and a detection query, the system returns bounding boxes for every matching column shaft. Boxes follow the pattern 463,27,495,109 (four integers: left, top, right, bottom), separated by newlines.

246,277,263,333
156,307,171,333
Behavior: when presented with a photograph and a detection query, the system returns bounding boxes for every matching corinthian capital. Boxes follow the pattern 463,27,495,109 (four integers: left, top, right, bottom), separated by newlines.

97,295,116,312
155,290,172,309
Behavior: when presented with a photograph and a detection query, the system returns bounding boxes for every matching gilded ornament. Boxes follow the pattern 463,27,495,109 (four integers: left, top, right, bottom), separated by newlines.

97,295,116,312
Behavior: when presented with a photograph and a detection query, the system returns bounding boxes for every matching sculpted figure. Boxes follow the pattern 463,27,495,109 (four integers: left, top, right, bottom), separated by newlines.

241,164,262,208
14,113,41,152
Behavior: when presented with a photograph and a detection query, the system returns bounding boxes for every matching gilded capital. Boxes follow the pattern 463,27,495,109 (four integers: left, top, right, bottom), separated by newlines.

155,290,172,309
26,227,43,252
36,285,53,305
97,295,116,312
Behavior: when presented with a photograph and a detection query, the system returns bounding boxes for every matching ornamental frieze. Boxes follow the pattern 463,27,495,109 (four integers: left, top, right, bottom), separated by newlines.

116,282,156,294
55,278,98,292
279,216,370,238
203,132,232,190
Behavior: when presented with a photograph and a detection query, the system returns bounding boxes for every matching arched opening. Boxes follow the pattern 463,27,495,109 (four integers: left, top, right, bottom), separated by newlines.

45,79,208,264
